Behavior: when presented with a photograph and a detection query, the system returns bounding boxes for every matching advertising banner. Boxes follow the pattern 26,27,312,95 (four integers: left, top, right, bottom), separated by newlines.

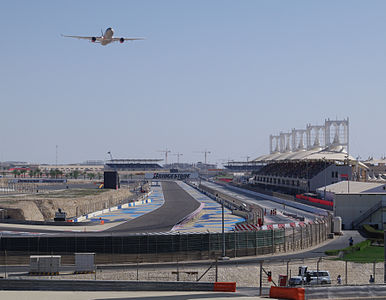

145,172,199,180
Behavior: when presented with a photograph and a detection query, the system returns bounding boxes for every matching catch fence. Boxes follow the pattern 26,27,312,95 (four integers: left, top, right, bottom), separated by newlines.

0,217,330,264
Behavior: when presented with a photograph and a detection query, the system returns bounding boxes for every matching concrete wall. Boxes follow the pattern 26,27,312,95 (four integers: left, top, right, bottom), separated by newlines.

334,194,386,229
310,165,351,193
0,279,214,291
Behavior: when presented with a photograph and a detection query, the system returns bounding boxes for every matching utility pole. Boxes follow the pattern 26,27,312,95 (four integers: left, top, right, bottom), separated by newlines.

107,151,113,160
195,150,211,165
356,156,361,181
173,153,183,164
242,156,250,162
158,148,171,165
55,145,58,166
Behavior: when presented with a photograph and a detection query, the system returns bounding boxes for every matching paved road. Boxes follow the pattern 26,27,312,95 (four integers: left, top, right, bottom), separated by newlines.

0,289,270,299
105,181,201,233
0,181,200,236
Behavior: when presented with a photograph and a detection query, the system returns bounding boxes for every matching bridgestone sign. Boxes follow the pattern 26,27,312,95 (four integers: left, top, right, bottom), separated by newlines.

145,172,199,180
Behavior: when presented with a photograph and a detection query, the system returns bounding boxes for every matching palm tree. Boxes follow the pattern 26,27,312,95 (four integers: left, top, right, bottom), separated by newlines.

12,170,19,178
49,169,56,178
57,170,63,178
20,169,27,178
35,168,41,178
73,170,80,179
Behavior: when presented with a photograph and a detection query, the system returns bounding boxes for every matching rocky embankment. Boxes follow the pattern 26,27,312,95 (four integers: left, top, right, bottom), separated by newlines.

0,185,135,221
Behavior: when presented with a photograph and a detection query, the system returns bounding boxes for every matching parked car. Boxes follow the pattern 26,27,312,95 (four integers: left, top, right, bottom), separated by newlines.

307,270,331,285
289,276,303,286
289,270,331,286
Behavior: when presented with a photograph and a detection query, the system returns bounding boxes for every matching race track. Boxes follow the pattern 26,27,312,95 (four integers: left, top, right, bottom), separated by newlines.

106,181,201,233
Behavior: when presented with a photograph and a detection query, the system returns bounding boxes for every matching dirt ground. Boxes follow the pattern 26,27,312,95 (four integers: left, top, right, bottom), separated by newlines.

0,180,136,221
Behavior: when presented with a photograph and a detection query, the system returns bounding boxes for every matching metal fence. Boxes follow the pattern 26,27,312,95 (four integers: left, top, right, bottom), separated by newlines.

0,217,330,264
0,255,383,291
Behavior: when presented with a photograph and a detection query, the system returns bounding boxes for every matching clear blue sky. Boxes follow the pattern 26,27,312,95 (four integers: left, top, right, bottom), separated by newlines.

1,0,386,165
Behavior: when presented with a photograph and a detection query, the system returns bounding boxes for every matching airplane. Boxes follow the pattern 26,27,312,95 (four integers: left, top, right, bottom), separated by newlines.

61,27,144,46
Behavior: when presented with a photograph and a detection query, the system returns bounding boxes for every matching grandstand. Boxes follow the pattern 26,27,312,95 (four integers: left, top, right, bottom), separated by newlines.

362,157,386,182
105,159,163,171
224,161,263,172
247,118,369,195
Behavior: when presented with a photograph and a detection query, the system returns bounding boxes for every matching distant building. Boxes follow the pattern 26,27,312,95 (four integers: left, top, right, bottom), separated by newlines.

319,181,386,230
38,164,104,174
363,157,386,181
104,159,163,171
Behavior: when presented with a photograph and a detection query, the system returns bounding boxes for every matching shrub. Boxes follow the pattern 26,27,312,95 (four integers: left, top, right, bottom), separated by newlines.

362,224,384,240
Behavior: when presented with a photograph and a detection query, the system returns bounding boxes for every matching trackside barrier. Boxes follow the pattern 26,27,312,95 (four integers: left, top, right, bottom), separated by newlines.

73,191,153,222
295,194,333,207
223,184,329,217
269,286,304,300
0,279,216,292
213,282,236,292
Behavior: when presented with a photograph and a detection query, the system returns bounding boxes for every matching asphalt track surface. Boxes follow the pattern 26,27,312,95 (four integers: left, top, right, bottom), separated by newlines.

106,181,200,233
0,181,200,236
201,181,324,222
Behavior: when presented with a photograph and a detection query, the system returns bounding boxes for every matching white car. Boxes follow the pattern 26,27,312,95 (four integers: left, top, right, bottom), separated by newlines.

307,271,331,285
289,270,331,286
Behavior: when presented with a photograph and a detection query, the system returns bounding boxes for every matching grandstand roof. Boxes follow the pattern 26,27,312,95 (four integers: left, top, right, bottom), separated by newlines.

253,145,368,168
363,157,386,165
288,147,322,160
106,159,163,163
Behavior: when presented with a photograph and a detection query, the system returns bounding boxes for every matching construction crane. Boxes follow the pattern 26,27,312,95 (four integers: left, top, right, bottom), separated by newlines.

107,151,113,160
173,153,183,164
157,148,171,165
195,150,211,165
242,155,251,162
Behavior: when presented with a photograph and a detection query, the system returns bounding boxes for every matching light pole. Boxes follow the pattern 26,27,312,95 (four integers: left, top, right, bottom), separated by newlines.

356,156,361,181
345,155,350,194
323,157,327,200
220,197,229,260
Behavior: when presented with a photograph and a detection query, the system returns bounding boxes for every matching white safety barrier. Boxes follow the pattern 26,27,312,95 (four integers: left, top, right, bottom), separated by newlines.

71,191,153,222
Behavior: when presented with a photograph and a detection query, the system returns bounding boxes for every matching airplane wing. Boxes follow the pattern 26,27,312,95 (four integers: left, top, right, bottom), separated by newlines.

111,37,145,42
61,34,102,42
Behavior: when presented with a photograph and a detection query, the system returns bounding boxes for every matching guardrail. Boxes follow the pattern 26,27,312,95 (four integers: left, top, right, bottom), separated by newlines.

72,191,152,222
0,278,216,291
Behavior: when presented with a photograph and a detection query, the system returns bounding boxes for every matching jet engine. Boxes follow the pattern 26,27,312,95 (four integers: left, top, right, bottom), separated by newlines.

91,37,96,42
120,37,124,43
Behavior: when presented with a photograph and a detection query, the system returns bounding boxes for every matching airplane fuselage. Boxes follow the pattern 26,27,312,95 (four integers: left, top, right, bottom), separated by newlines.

100,27,114,45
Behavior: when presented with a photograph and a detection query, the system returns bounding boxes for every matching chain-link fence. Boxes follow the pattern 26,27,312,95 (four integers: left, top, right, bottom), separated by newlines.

256,257,385,288
0,216,330,265
0,255,383,291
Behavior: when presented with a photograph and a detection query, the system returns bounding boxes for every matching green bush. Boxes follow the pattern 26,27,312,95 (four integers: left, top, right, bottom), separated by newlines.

362,224,384,240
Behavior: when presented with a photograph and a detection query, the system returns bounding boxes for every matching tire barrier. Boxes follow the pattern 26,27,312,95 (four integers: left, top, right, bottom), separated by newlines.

269,286,305,300
28,272,59,276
